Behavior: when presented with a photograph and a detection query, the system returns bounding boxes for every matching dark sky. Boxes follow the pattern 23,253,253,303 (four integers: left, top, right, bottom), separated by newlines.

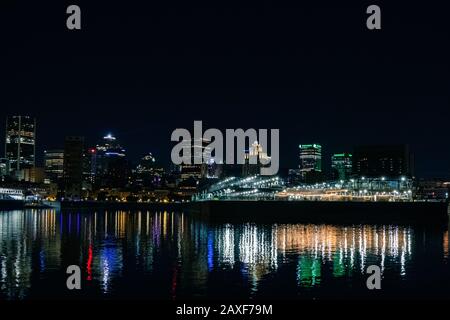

1,1,449,177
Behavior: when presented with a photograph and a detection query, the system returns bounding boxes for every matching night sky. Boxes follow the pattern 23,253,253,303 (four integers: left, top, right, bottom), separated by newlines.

1,1,449,177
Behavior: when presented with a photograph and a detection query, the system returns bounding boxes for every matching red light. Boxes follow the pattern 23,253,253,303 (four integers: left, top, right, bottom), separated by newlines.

87,244,93,281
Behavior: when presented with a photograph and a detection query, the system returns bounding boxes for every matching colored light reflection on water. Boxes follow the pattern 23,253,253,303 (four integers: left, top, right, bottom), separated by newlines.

0,209,449,300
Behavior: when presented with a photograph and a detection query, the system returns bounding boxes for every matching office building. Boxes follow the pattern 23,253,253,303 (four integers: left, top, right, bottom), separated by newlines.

15,167,45,183
135,152,165,188
353,145,413,178
242,141,271,177
83,147,97,185
180,138,210,181
63,136,84,200
5,116,36,172
44,149,64,183
95,134,129,188
331,153,352,181
207,158,222,179
299,144,322,183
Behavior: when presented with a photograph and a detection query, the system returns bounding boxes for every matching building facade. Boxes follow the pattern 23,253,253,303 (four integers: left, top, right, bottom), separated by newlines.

63,136,84,200
242,141,271,177
134,152,165,188
179,138,210,181
15,167,45,183
352,145,413,178
44,149,64,183
299,144,322,183
5,116,36,172
95,134,129,188
331,153,352,181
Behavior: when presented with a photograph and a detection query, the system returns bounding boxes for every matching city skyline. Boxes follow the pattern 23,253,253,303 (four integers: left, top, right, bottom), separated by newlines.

0,115,444,180
2,2,449,178
1,1,450,308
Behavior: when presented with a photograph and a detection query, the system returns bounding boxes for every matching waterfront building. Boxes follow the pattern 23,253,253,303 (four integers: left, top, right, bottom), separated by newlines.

14,167,45,183
299,144,322,183
287,168,302,186
353,145,413,178
44,149,64,183
0,188,24,200
95,134,129,188
134,152,165,188
179,138,210,181
331,153,352,181
175,176,199,200
242,141,271,177
221,164,243,178
414,179,450,201
207,158,222,179
83,147,97,185
5,116,36,172
194,175,284,201
63,136,84,200
278,177,413,202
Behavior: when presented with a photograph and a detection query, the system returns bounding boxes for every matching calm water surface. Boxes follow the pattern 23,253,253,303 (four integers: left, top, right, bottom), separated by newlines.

0,209,449,300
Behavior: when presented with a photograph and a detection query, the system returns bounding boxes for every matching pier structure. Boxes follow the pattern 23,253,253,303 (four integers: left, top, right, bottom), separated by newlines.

194,176,415,202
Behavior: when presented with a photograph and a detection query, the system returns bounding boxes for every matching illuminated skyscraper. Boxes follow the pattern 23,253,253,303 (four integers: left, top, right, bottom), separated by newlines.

95,134,129,187
180,138,210,181
243,141,271,177
44,149,64,183
331,153,352,181
299,144,322,183
83,147,97,185
134,152,165,188
5,116,36,172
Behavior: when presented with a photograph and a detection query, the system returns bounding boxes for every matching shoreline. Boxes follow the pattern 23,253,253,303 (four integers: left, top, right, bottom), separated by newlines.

184,200,450,225
1,199,448,225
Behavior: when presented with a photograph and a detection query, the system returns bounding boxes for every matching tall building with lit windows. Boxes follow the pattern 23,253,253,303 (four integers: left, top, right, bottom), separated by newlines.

331,153,352,181
353,145,413,178
179,138,210,181
299,144,322,183
95,134,129,188
44,149,64,183
134,152,165,188
4,116,36,172
242,141,271,177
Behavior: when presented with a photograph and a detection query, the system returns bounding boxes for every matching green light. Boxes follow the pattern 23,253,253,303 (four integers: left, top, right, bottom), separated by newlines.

332,153,352,158
300,144,322,149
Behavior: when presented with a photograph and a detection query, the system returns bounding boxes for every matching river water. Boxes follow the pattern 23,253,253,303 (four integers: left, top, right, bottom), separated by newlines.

0,209,449,300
